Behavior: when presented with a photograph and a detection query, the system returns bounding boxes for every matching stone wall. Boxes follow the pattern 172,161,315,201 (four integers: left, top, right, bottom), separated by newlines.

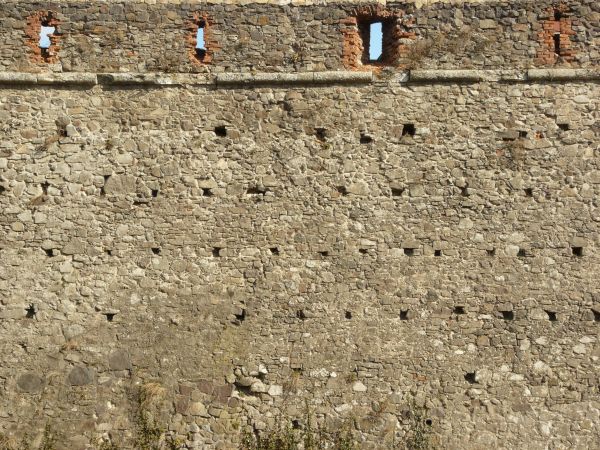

0,1,599,449
0,0,598,73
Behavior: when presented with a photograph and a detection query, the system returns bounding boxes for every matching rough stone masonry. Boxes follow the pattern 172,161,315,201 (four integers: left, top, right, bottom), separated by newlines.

0,0,599,449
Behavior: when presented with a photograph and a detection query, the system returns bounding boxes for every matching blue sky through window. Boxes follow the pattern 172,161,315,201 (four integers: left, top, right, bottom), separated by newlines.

196,27,205,50
39,26,55,48
369,22,383,61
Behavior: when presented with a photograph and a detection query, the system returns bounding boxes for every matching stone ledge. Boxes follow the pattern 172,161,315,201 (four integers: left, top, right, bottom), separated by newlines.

0,69,597,88
526,69,600,81
215,71,373,86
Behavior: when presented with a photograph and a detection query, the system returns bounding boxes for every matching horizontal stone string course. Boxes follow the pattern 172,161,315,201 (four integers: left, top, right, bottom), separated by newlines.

0,69,598,87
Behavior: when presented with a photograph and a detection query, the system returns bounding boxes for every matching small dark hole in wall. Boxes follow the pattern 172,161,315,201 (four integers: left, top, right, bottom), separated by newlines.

524,188,533,197
44,248,54,257
402,124,416,136
318,251,329,257
202,188,214,197
487,248,496,257
104,313,115,322
461,186,470,197
558,123,569,131
501,310,514,321
360,133,373,144
553,33,561,55
592,309,600,322
345,311,352,319
400,310,409,320
151,189,159,198
391,187,404,197
270,247,280,255
519,130,528,138
105,249,113,256
434,250,442,257
0,185,5,194
464,372,476,384
572,247,583,257
425,419,433,427
359,248,368,255
336,186,349,196
315,128,327,141
101,175,110,196
214,126,227,137
25,304,36,319
404,248,415,256
212,247,222,257
545,310,557,322
234,309,246,324
41,181,50,195
517,248,527,258
151,247,161,255
296,310,307,320
247,186,267,195
453,306,466,315
292,420,301,430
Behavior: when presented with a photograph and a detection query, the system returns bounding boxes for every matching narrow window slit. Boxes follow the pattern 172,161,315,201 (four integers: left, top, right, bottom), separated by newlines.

554,9,563,21
553,33,561,55
195,19,207,60
368,22,383,62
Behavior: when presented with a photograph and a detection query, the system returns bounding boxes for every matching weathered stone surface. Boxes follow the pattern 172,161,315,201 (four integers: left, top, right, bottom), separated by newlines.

67,367,96,386
108,350,131,371
0,1,598,449
16,373,44,393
